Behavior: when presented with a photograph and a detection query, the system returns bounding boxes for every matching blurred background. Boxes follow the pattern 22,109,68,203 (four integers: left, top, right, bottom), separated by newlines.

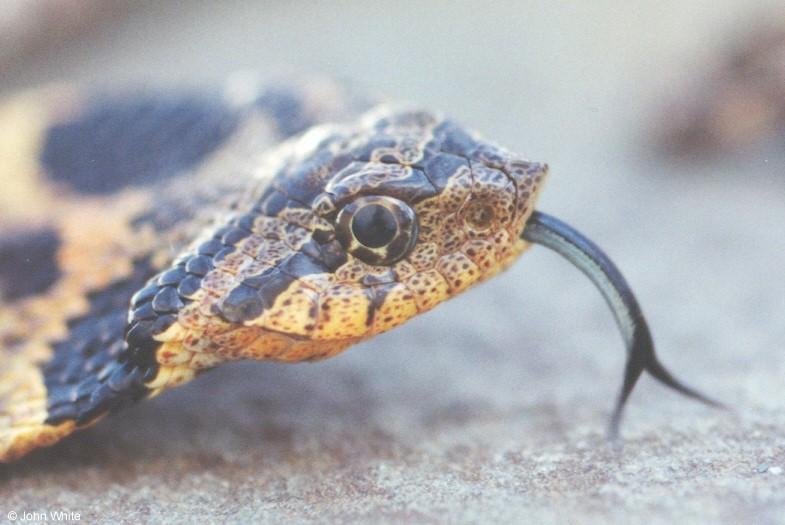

2,2,785,524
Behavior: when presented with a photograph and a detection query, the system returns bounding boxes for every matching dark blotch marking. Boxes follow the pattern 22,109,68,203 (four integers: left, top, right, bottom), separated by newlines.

257,272,297,309
107,365,143,393
259,190,288,216
157,267,187,286
219,269,298,323
130,282,159,308
152,287,184,313
213,246,236,263
255,87,311,137
350,245,378,265
43,258,159,425
41,93,240,195
197,239,224,256
234,213,258,233
129,190,217,235
299,239,323,260
220,285,265,323
0,227,61,301
221,227,251,246
129,302,156,323
316,240,348,271
177,275,203,298
240,267,277,289
433,120,479,157
311,228,335,244
278,252,330,278
424,153,470,192
286,147,339,198
365,284,394,328
185,255,212,276
360,270,396,287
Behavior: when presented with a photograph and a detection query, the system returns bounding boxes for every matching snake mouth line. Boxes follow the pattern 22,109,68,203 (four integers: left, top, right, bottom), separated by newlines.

521,210,724,440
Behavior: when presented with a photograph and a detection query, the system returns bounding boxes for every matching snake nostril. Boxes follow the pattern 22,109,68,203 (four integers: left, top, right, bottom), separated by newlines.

462,200,496,231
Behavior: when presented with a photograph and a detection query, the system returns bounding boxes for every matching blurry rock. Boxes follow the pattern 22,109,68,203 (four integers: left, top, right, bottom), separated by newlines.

653,15,785,158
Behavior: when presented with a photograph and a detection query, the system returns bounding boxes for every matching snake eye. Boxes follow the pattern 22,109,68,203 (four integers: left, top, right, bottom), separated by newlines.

336,196,418,265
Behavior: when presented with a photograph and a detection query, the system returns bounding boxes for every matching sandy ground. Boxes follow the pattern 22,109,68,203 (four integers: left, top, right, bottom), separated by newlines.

1,1,785,524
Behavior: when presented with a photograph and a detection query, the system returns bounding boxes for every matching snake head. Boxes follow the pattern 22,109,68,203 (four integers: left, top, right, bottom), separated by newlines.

125,106,548,383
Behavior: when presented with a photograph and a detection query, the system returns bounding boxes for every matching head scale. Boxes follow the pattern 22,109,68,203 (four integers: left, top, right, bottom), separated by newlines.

125,106,548,385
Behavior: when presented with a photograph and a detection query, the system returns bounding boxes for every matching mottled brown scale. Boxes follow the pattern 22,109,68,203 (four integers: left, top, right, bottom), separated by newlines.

0,82,548,462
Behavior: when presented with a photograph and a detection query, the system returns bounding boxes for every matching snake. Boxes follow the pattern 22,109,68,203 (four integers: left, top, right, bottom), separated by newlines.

0,77,720,463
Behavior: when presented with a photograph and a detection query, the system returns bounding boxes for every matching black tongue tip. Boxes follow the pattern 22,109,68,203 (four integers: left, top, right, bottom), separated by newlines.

607,354,647,443
644,356,726,409
607,349,727,442
521,210,725,442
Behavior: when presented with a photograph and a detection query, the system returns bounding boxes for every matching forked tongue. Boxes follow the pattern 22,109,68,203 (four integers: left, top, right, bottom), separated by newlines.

521,211,724,441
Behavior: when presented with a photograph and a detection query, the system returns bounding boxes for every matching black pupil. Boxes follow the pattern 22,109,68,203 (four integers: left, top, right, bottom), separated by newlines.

351,204,397,248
